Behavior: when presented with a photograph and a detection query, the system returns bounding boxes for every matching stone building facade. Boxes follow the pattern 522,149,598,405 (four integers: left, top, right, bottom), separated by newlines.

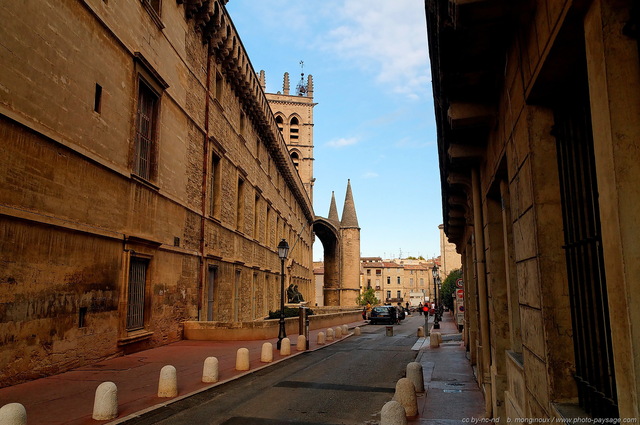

438,224,461,278
0,0,313,387
427,0,639,420
362,259,433,305
263,71,315,202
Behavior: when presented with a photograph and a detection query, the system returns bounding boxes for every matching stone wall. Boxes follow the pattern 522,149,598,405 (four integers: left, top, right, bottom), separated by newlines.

0,0,314,387
427,0,640,420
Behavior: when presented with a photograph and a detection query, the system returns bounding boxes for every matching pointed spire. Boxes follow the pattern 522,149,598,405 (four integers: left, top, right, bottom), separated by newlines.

283,72,290,95
307,75,314,98
258,70,266,91
341,179,359,228
328,191,340,225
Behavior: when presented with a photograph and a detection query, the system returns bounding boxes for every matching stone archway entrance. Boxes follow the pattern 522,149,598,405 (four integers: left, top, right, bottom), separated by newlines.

313,218,340,306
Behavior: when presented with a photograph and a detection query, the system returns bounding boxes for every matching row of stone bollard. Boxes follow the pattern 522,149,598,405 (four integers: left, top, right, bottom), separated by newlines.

315,325,360,346
416,326,442,347
0,326,363,424
380,361,426,425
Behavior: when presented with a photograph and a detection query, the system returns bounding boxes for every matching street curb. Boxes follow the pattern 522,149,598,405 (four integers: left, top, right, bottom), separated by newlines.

106,332,356,424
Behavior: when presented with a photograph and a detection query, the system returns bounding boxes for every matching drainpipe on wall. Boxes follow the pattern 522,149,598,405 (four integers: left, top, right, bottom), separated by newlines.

471,167,493,417
198,49,213,321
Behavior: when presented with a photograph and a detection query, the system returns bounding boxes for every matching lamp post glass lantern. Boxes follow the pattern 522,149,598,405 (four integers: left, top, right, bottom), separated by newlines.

432,264,440,329
277,239,289,350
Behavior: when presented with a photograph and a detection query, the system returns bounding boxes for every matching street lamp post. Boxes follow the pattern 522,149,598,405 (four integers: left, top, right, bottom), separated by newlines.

432,264,440,329
277,239,289,350
437,276,442,323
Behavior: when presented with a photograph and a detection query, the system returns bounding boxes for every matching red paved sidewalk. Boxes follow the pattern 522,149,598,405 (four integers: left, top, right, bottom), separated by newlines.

410,312,485,424
0,320,367,425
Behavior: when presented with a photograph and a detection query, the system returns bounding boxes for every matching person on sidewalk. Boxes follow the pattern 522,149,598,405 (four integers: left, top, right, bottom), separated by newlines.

389,305,397,325
418,302,423,315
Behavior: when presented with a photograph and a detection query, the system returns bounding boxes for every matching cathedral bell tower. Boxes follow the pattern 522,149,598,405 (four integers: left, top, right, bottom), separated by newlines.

260,64,316,202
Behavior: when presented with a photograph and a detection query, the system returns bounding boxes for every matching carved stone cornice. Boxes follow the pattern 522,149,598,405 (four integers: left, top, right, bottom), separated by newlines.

176,0,314,223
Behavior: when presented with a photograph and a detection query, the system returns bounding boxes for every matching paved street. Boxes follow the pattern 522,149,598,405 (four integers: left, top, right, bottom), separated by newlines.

121,316,423,425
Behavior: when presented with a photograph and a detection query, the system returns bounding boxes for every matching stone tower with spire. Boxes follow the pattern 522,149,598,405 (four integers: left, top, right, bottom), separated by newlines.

260,66,316,202
339,179,361,305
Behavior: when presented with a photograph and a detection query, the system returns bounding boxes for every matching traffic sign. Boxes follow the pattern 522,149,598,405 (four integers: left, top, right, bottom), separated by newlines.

456,278,463,288
456,289,464,299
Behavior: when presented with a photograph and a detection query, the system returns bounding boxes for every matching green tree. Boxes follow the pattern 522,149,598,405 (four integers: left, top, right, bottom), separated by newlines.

356,287,380,306
441,268,462,311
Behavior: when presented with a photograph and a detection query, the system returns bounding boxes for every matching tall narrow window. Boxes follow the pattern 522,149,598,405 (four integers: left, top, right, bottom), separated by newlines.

209,153,221,217
135,81,158,180
266,206,271,246
207,266,216,321
147,0,161,14
275,115,284,132
289,116,299,141
236,178,245,231
127,257,148,331
215,72,223,101
254,194,260,240
290,151,300,170
94,83,102,113
554,93,617,418
234,270,241,321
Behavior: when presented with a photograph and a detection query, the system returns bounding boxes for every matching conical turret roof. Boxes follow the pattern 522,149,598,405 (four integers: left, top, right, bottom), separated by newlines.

328,191,340,226
340,179,359,228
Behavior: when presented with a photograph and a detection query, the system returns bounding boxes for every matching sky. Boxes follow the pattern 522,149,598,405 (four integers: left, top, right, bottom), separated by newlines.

225,0,442,261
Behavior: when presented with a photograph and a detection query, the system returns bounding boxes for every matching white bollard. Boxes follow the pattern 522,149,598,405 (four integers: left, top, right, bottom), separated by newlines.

430,332,441,348
335,326,342,339
158,365,178,398
236,347,250,371
342,324,349,334
0,403,27,425
417,326,425,337
380,400,407,425
261,342,273,363
354,327,361,336
317,331,326,345
393,378,418,417
280,337,291,355
202,357,219,383
326,328,334,341
92,381,118,420
297,335,306,351
406,362,425,393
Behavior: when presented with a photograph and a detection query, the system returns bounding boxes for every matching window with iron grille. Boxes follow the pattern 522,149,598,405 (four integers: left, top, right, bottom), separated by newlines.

553,87,618,418
134,81,158,180
126,257,148,331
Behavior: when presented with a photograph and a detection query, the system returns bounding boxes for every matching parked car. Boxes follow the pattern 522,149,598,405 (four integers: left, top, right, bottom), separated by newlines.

368,306,394,324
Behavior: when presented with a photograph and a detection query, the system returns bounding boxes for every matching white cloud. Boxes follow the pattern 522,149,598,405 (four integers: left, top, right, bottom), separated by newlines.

362,171,379,179
326,137,359,148
317,0,431,99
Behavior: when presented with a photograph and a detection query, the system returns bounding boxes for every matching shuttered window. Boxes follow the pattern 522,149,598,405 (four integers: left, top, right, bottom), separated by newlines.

134,81,158,180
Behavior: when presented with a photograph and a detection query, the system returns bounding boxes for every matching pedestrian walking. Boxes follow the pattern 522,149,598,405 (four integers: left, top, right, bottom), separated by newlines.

418,302,423,315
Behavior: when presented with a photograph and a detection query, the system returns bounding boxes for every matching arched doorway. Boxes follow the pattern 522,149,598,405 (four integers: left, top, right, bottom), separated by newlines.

313,218,340,306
